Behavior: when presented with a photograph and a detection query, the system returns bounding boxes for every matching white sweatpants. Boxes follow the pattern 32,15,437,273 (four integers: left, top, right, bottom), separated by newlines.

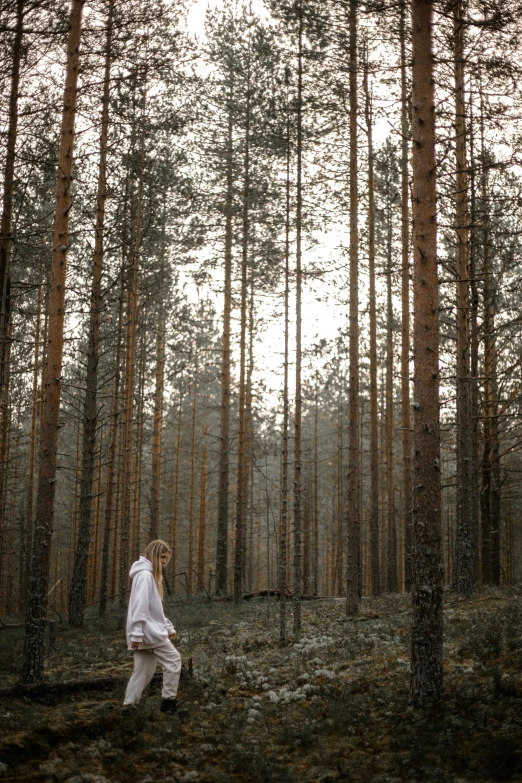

123,641,182,705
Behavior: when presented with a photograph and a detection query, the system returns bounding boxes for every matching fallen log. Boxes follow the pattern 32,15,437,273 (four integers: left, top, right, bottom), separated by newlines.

242,589,323,601
0,674,130,699
0,661,194,700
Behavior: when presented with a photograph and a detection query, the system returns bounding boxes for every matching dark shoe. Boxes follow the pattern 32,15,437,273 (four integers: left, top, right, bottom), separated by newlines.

121,703,137,715
160,698,178,714
161,698,188,721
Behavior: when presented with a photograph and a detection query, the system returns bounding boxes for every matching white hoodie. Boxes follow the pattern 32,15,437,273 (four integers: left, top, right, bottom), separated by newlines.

126,557,175,649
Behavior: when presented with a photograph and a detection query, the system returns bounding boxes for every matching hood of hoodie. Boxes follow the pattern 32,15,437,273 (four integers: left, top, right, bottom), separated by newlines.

129,556,153,579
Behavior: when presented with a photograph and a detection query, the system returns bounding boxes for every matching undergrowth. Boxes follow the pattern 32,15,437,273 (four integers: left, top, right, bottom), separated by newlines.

1,588,522,782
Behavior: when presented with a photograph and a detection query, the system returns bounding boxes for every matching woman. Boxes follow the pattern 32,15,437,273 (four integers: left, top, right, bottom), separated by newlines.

123,540,182,714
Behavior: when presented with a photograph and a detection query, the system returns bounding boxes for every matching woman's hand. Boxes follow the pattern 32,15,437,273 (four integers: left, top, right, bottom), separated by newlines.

131,641,142,650
169,632,177,641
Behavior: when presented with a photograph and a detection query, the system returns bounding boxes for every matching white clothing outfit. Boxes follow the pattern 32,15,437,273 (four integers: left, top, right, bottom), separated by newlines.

123,557,181,705
126,557,175,648
124,641,181,705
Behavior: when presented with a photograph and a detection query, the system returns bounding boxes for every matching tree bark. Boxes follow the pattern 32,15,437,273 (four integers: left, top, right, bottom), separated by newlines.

363,49,380,597
131,328,146,559
0,0,24,496
119,87,146,610
150,305,165,541
409,0,444,709
234,61,251,603
187,377,198,595
279,79,291,643
451,0,473,596
69,0,114,626
346,0,360,617
468,88,480,584
22,0,85,682
386,212,398,593
479,91,494,585
400,0,414,592
216,92,234,597
169,392,183,593
24,268,43,603
99,266,124,617
197,428,208,591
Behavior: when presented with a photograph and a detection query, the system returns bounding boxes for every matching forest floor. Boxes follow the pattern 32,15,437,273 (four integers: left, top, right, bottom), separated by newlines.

1,587,522,783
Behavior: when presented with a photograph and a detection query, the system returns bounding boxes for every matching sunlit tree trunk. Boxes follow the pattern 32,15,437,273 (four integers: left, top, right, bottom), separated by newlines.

409,0,444,709
22,0,85,682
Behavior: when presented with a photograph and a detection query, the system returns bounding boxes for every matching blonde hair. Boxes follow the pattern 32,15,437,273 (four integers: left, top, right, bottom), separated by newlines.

143,539,171,599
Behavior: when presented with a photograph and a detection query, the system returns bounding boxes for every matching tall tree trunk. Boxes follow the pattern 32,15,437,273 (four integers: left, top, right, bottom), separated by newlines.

234,62,251,603
99,266,124,617
451,0,473,596
364,48,380,597
131,328,146,559
303,451,311,594
336,395,344,596
169,392,182,593
293,2,304,635
89,419,104,604
187,378,198,595
69,0,114,626
313,392,319,596
386,214,398,593
216,94,234,596
468,87,480,584
346,0,360,616
400,0,413,592
280,79,291,643
197,428,208,591
24,268,43,603
242,271,255,589
22,0,85,682
0,0,24,527
479,91,493,585
489,351,500,584
409,0,444,709
150,305,165,540
119,88,146,610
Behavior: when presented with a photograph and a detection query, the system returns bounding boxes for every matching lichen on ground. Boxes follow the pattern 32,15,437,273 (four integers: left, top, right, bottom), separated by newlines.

1,587,522,782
